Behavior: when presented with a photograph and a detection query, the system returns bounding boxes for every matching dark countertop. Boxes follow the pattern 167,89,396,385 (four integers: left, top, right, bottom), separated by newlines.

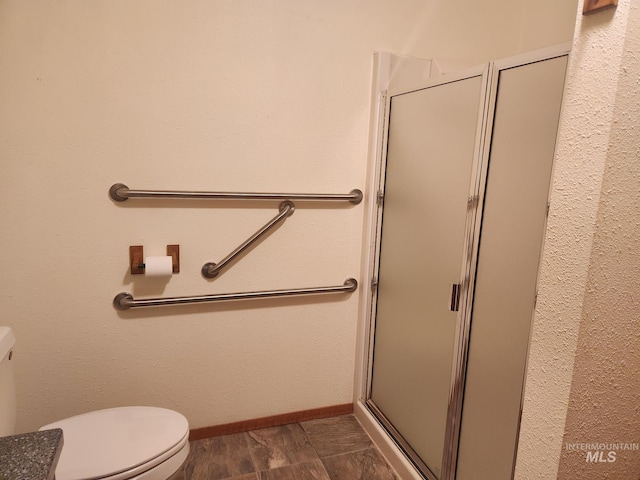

0,429,63,480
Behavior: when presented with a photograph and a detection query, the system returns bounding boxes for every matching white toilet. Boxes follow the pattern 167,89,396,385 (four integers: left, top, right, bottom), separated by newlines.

0,327,190,480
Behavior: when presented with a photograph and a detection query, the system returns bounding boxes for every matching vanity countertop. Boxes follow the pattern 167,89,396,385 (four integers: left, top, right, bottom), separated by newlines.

0,429,63,480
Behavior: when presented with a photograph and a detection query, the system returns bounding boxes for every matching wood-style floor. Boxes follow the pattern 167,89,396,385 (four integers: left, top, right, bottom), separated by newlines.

176,415,400,480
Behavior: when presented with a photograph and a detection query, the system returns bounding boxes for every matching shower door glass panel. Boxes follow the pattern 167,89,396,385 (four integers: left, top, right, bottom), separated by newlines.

369,74,484,478
455,55,568,480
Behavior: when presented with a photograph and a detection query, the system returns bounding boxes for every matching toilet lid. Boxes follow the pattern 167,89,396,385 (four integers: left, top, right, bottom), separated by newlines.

40,406,189,480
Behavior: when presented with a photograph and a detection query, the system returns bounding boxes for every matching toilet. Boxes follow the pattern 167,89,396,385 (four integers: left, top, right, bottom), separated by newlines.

0,327,190,480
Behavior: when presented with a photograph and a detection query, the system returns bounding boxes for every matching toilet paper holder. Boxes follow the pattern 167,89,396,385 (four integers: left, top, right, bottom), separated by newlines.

130,245,180,275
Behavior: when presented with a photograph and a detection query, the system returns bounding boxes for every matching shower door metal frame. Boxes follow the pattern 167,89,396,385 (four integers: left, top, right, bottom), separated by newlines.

362,64,495,480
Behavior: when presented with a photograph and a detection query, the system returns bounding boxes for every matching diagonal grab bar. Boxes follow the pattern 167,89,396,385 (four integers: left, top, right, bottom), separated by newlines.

113,278,358,310
109,183,363,204
201,201,294,279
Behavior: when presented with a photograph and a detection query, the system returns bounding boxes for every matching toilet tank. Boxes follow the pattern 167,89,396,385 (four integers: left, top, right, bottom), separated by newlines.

0,327,17,436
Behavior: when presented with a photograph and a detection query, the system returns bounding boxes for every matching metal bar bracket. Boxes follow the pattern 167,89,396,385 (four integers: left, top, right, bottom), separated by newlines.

202,201,294,279
113,278,358,310
109,183,363,204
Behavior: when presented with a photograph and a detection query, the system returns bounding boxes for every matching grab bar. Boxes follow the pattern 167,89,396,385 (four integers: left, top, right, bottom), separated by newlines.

202,201,294,278
109,183,363,204
113,278,358,310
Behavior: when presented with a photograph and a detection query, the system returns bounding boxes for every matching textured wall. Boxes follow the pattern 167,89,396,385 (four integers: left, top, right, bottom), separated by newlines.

515,1,635,478
557,2,640,477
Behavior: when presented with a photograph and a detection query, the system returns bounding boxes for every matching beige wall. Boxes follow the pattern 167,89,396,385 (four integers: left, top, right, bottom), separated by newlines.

0,0,432,432
420,0,577,69
0,0,578,442
516,1,640,478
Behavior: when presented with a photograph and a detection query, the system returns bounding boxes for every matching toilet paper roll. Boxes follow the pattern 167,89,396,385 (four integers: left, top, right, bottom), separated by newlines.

144,256,173,277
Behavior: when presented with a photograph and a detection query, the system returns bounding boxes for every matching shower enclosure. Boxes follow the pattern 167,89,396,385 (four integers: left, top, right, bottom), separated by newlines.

362,46,569,480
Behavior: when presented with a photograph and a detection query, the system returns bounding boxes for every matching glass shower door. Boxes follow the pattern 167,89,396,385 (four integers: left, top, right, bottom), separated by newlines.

368,71,486,479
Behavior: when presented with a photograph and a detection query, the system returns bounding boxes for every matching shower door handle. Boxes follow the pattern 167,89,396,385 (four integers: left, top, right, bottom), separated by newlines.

449,283,461,312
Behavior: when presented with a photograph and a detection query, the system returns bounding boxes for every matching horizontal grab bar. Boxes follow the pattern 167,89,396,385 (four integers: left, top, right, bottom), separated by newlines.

113,278,358,310
202,201,294,279
109,184,363,204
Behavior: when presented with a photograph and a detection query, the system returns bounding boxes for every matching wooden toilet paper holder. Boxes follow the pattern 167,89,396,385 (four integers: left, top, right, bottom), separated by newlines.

129,245,180,275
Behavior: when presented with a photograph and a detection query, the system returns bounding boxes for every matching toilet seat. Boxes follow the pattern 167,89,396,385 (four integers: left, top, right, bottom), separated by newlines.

40,406,190,480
